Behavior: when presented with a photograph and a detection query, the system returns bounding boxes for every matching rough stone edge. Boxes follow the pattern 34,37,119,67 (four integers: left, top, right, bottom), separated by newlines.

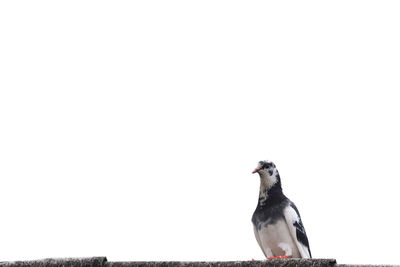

0,257,107,267
1,258,399,267
106,259,337,267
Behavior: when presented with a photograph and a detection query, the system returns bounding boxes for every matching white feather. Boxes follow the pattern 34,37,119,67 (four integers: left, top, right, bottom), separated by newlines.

254,219,301,258
283,205,311,258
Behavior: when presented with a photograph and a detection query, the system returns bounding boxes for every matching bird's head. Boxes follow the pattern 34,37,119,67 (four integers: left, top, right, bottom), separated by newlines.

252,160,282,194
252,160,276,176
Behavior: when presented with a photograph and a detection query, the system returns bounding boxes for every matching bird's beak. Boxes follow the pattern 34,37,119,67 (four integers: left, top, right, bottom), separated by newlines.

252,167,261,174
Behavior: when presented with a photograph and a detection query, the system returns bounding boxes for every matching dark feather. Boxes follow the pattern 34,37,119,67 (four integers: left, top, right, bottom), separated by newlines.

290,202,312,258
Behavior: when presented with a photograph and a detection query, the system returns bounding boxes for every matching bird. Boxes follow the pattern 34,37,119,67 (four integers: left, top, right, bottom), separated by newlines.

251,160,311,259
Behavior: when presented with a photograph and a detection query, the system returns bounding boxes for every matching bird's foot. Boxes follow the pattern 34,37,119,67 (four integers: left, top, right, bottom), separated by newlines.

267,255,292,259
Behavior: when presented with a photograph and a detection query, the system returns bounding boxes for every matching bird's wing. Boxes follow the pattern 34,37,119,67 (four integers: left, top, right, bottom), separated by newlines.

283,202,312,258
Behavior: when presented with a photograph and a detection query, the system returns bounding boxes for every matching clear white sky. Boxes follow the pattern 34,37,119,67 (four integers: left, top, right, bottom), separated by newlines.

1,1,400,265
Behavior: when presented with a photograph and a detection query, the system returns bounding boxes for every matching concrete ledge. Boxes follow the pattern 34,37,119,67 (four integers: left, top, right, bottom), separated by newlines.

108,259,337,267
0,257,107,267
0,257,398,267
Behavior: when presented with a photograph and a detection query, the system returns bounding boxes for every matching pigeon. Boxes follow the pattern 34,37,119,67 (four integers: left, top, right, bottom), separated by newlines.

251,160,311,259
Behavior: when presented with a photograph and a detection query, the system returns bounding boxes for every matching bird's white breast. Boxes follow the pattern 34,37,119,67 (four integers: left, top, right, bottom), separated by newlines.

255,219,301,258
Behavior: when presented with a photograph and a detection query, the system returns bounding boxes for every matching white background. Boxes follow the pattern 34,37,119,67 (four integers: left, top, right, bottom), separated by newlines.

1,1,400,265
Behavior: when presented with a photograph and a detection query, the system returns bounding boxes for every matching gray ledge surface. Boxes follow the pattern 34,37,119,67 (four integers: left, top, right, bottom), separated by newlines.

108,259,336,267
0,257,106,267
0,257,398,267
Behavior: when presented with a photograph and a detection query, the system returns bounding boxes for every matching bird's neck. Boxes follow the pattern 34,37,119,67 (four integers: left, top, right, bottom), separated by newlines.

258,170,284,206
